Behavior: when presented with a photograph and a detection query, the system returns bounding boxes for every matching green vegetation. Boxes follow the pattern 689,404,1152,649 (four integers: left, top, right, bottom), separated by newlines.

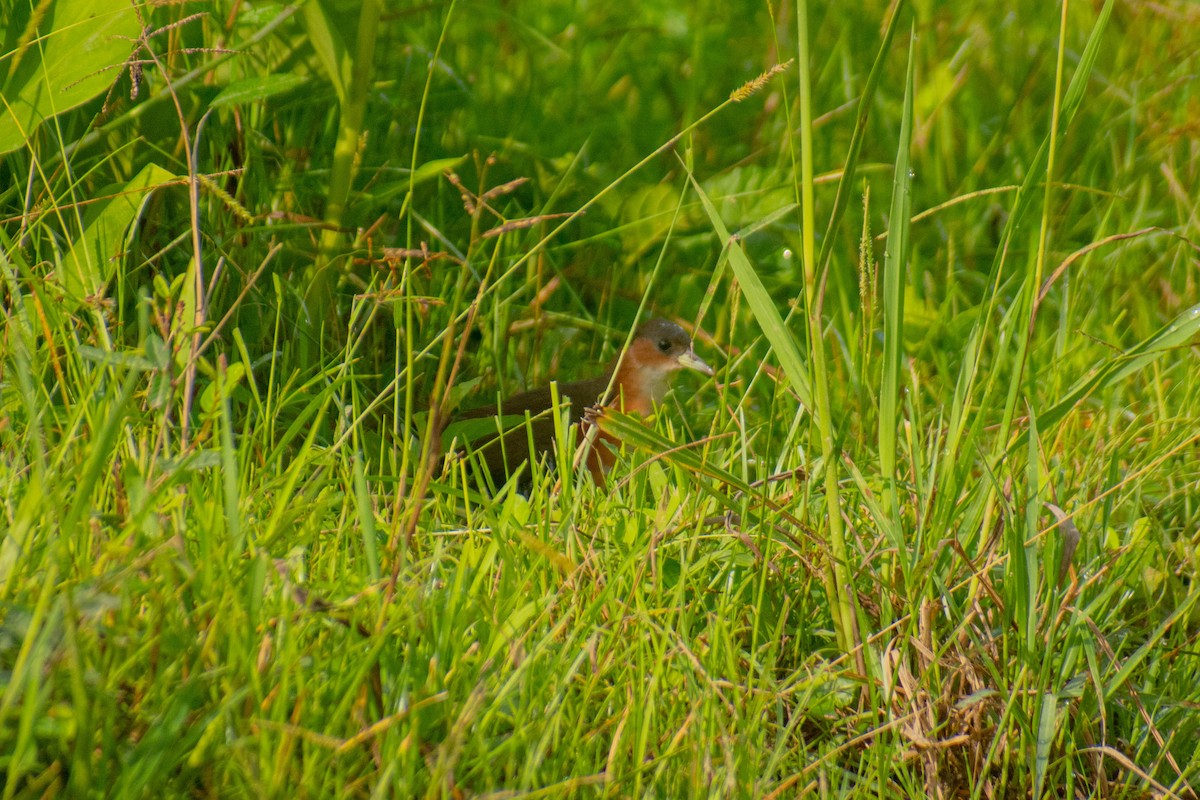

2,0,1198,796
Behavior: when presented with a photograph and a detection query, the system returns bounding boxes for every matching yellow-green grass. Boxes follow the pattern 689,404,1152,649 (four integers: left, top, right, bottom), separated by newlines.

1,0,1198,796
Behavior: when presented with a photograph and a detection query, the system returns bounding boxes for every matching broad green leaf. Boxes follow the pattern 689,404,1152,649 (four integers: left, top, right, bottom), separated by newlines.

366,156,469,205
487,598,544,662
300,0,349,103
410,154,469,188
0,0,141,154
618,182,678,257
60,162,178,304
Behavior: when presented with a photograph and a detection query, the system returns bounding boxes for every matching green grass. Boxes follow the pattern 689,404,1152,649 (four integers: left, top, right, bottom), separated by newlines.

2,0,1200,796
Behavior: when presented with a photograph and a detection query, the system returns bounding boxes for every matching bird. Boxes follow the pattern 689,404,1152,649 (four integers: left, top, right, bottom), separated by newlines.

450,318,713,488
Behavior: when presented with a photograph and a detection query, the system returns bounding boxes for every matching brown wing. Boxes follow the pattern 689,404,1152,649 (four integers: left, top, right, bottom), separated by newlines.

456,374,611,423
457,375,612,485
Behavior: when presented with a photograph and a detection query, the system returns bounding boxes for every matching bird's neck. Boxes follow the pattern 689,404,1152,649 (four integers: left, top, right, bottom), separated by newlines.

607,360,667,415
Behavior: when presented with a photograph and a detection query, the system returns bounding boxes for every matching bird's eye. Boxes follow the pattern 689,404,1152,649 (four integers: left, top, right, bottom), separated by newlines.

657,339,672,353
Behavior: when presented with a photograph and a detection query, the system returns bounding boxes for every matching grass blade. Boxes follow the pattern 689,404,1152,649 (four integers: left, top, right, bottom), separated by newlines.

878,26,916,529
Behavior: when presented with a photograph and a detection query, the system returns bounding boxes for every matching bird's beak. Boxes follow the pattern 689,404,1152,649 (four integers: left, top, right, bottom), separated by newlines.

677,348,714,377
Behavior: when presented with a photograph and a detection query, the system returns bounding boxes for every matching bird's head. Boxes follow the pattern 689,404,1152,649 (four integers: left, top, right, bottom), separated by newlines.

615,318,713,409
